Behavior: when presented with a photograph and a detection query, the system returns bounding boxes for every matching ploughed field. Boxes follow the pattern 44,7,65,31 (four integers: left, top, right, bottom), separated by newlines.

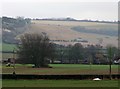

2,64,118,75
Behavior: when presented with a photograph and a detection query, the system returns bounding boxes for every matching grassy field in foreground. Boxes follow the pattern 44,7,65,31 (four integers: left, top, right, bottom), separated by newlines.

2,79,118,87
2,64,118,75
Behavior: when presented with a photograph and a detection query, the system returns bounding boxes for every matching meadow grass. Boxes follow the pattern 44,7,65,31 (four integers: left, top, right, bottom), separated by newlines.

2,79,118,87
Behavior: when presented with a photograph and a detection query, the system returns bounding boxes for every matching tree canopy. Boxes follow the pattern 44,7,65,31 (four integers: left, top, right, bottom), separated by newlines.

17,33,55,68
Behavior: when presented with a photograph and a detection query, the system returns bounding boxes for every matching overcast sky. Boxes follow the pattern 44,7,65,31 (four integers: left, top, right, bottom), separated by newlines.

1,0,119,21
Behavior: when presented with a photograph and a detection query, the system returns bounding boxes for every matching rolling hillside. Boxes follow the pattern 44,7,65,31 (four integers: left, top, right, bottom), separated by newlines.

21,20,118,47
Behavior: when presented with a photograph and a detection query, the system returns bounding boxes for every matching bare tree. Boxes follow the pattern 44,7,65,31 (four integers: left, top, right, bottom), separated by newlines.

106,45,117,80
17,33,54,68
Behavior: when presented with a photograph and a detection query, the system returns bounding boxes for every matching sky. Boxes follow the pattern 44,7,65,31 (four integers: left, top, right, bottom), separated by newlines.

1,0,119,21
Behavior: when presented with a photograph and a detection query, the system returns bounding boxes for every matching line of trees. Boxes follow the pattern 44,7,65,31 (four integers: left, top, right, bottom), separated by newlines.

17,33,119,68
55,43,105,64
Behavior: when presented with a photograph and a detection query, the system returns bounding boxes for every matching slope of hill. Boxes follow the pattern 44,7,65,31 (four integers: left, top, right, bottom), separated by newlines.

21,20,118,47
2,16,31,44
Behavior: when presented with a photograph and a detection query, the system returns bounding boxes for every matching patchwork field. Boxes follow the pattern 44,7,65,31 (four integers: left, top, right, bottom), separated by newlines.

2,64,118,75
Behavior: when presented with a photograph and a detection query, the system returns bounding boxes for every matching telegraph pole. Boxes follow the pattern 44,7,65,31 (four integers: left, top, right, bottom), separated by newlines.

13,49,16,75
109,47,112,80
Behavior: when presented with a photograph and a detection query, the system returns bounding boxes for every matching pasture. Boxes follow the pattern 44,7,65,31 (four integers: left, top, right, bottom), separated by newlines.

2,64,118,75
2,79,118,87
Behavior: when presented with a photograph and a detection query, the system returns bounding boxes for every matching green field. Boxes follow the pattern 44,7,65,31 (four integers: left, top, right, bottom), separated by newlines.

2,64,118,75
1,43,16,52
1,43,17,59
2,79,118,87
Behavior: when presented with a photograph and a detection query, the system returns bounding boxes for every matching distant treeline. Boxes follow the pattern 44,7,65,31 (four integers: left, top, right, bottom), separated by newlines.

50,43,118,64
1,16,118,24
17,42,119,65
33,17,118,24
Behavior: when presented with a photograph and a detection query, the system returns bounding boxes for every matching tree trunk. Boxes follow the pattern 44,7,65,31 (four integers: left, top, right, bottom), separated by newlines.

109,60,112,80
